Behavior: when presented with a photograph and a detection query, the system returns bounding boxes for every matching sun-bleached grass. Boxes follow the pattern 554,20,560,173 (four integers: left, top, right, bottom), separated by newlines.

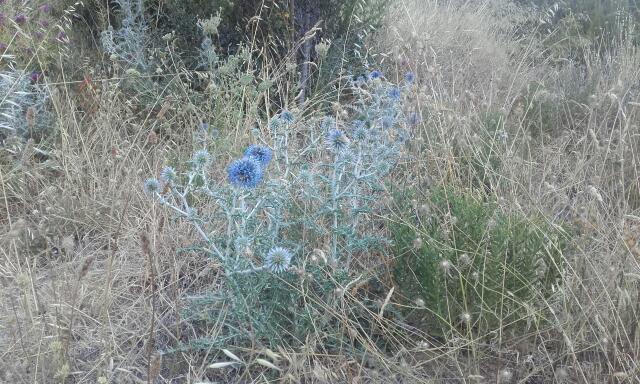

374,0,640,382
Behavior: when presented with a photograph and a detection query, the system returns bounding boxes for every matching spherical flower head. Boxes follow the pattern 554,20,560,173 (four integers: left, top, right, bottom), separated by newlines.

388,86,401,101
227,157,264,189
233,236,251,252
408,112,421,126
143,178,160,195
404,72,416,84
326,129,350,152
279,110,295,124
320,116,336,131
269,116,282,131
14,14,26,25
40,4,52,13
352,119,365,130
353,125,367,141
30,71,41,83
369,70,383,81
381,115,395,129
244,145,273,168
191,149,211,169
160,166,177,184
264,247,293,273
56,31,68,42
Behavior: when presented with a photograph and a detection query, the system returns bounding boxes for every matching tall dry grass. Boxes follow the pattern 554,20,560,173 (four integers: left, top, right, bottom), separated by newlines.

376,0,640,382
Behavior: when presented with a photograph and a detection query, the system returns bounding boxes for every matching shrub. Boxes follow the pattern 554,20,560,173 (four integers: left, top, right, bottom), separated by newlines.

0,70,54,140
144,71,410,351
530,0,640,60
391,187,566,338
0,0,72,70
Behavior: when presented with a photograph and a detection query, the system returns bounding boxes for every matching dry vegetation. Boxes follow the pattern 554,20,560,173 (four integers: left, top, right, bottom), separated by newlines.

1,0,640,383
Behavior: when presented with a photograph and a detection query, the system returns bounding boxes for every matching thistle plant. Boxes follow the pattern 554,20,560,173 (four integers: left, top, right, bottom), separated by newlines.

100,0,149,70
0,1,70,70
144,70,410,348
0,69,53,140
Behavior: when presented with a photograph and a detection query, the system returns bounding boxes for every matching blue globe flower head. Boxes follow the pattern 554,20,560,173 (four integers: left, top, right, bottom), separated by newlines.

279,110,295,124
320,116,336,131
353,126,368,141
234,236,251,252
404,72,416,84
352,119,366,130
192,149,211,169
388,86,401,101
352,120,367,141
244,145,273,168
408,112,422,126
143,178,160,195
381,115,396,129
369,70,383,81
227,157,264,189
160,166,177,184
269,116,282,131
264,247,293,273
326,129,350,152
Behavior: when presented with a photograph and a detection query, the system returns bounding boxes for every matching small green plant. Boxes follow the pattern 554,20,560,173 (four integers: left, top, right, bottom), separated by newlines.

391,187,565,338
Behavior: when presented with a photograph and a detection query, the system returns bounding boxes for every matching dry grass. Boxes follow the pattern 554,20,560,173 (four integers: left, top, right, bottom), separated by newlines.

1,0,640,382
374,0,640,382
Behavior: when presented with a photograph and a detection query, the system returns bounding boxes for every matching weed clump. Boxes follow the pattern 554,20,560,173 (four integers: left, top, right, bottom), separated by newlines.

144,72,410,351
391,187,566,338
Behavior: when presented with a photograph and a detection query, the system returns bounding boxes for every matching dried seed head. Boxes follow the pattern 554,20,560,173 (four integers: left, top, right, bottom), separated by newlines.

555,367,569,381
312,249,327,264
147,130,158,144
499,369,513,383
458,253,471,268
417,340,430,349
78,255,95,280
535,258,548,279
460,312,472,324
61,235,75,252
412,237,424,249
25,106,36,128
16,273,30,288
414,297,425,307
440,259,452,273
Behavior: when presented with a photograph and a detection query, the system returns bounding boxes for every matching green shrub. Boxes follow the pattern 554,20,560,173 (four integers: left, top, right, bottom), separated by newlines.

180,262,350,350
391,187,565,338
